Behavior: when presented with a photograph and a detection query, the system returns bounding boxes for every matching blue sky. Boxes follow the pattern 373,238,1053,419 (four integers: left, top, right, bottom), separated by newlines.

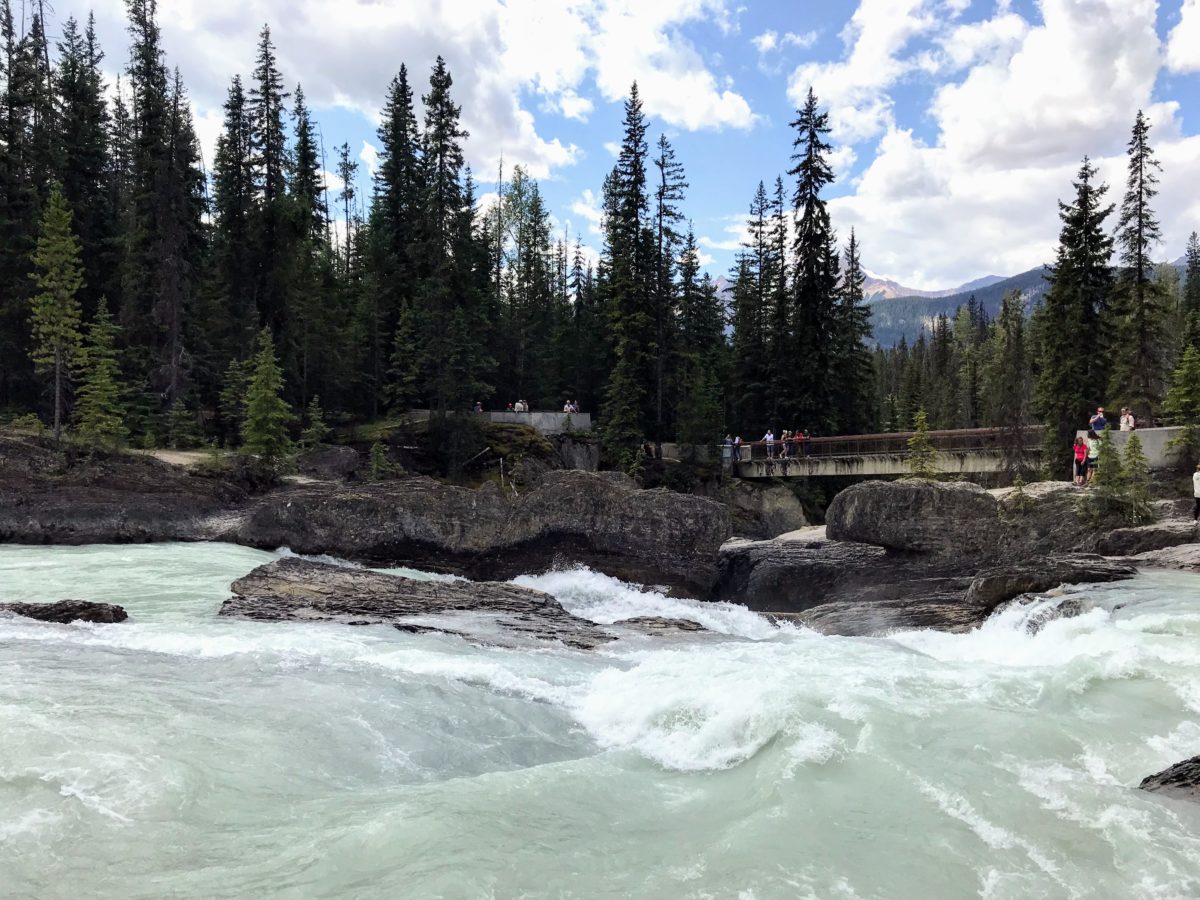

71,0,1200,288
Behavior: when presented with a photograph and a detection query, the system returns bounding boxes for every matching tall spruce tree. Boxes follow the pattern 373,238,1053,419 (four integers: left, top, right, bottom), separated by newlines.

831,229,874,434
247,24,290,332
56,14,112,320
74,296,125,447
1183,231,1200,349
242,326,291,461
600,83,653,468
1033,156,1114,474
788,87,840,433
1108,111,1168,418
650,133,686,444
210,75,256,357
983,292,1034,476
29,183,84,441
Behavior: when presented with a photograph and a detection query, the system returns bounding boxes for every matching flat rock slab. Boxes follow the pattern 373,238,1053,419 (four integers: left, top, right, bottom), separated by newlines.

0,600,128,623
1130,542,1200,572
221,557,707,650
1140,756,1200,804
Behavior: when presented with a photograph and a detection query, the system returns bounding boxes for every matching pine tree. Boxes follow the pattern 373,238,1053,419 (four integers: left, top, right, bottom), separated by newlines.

982,292,1034,476
218,356,252,447
73,297,125,448
248,24,290,332
788,87,840,433
290,85,326,242
299,394,328,448
210,75,256,357
242,327,292,461
1183,231,1200,350
906,409,938,479
1033,158,1115,474
600,83,653,469
650,133,686,444
165,397,199,449
1163,344,1200,470
56,14,113,320
1122,432,1153,524
1108,111,1168,419
831,229,874,434
29,183,84,442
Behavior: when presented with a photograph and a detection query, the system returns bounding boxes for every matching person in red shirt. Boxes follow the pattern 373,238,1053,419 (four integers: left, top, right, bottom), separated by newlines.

1072,436,1088,486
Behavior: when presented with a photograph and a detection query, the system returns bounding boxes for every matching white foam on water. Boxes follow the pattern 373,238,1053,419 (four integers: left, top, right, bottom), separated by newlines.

513,566,783,639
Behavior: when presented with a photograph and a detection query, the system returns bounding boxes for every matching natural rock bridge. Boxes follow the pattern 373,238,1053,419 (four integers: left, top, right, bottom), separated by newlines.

706,426,1188,479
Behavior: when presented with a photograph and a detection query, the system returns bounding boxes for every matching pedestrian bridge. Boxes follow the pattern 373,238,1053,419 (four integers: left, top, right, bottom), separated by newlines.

725,427,1042,478
720,425,1188,479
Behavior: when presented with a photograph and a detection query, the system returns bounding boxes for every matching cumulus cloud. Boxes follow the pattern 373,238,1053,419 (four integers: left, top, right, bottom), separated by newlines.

1166,0,1200,73
787,0,954,144
79,0,754,184
826,0,1200,288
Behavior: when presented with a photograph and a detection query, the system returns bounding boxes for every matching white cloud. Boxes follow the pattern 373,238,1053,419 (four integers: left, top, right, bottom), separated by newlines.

570,188,605,238
1166,0,1200,73
825,0,1200,288
603,141,621,157
80,0,753,188
783,31,819,49
752,31,778,54
787,0,954,144
359,141,379,176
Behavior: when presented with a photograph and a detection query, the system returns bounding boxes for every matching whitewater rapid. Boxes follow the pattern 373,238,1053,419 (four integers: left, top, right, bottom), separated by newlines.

2,543,1199,898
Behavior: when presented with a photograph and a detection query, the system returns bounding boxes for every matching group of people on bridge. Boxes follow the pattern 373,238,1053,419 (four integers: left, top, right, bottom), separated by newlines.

723,429,813,461
1071,405,1137,486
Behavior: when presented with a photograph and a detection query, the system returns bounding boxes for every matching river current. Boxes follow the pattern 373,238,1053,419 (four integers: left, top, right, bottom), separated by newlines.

2,543,1199,899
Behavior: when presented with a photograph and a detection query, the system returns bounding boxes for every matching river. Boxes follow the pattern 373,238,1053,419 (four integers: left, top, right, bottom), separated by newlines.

2,543,1199,898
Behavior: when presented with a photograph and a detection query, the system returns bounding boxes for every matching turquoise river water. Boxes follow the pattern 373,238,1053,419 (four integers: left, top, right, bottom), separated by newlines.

2,542,1200,899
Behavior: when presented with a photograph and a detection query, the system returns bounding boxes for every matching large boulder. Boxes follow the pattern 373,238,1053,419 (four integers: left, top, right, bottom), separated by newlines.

553,434,600,471
0,600,128,623
826,480,1002,557
222,557,705,649
826,479,1113,561
238,470,731,593
1140,757,1200,804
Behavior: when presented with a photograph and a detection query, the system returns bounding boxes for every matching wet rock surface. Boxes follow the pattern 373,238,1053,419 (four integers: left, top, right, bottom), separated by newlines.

295,446,362,480
221,557,706,649
1131,542,1200,571
716,480,1146,636
238,470,730,594
0,599,128,623
1140,756,1200,804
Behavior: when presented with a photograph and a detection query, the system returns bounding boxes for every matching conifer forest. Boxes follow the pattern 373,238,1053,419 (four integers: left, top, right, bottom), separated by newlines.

2,1,1199,476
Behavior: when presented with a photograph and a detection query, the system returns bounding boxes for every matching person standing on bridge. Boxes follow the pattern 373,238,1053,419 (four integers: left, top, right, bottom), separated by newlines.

1193,463,1200,521
763,429,776,459
1120,408,1136,431
1089,407,1108,432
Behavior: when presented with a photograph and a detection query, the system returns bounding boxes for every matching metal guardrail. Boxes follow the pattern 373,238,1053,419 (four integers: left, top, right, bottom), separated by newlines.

719,425,1044,462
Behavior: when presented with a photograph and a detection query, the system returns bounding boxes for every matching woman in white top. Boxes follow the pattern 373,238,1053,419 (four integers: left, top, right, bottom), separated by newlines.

1120,408,1136,431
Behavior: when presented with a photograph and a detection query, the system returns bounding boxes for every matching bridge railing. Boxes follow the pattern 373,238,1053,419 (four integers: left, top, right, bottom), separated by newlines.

721,425,1043,462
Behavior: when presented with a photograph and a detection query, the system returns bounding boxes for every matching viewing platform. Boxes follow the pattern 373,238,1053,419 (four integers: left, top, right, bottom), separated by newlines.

409,409,592,435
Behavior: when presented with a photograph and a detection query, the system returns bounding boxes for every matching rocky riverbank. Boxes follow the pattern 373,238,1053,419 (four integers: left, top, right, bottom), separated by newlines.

0,435,730,594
